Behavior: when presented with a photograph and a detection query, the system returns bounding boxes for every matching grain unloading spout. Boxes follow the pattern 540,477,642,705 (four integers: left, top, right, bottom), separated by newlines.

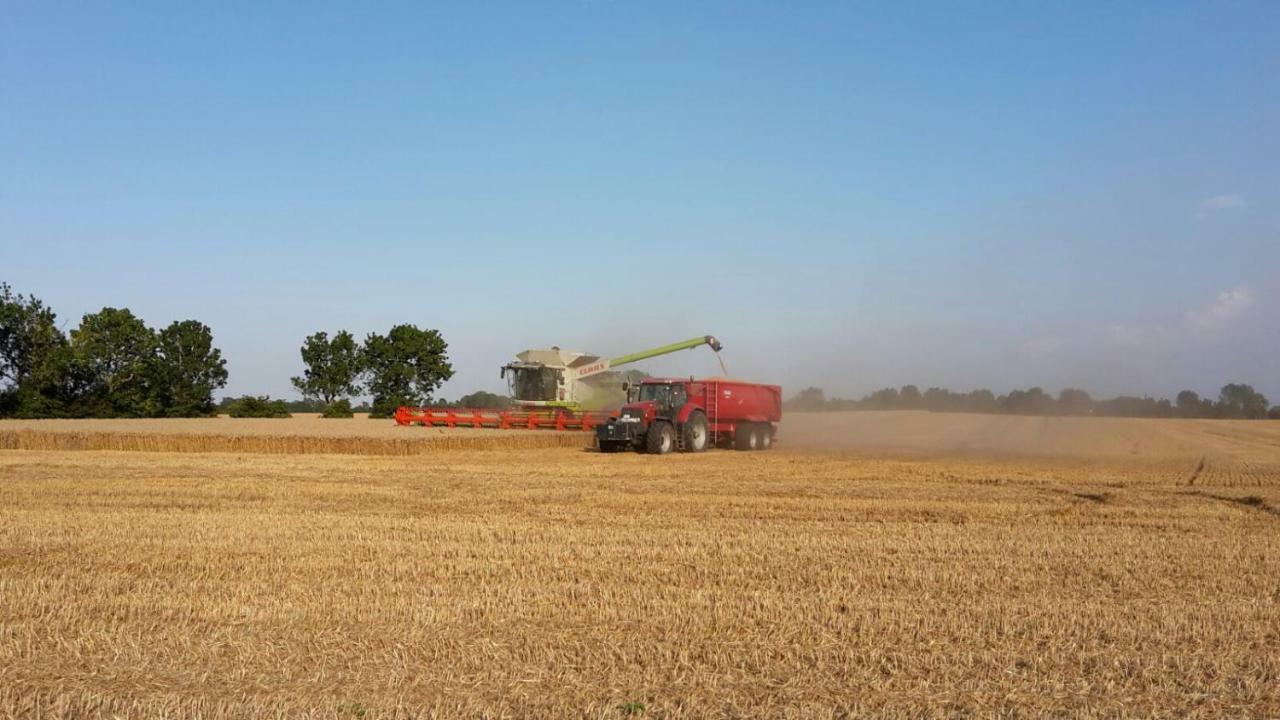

575,335,724,381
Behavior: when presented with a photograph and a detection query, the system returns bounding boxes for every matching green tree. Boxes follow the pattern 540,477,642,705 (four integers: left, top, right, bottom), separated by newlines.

786,387,826,411
69,307,158,417
899,385,923,409
321,398,355,418
966,389,998,413
1177,390,1203,418
0,283,61,389
0,283,71,416
291,330,363,406
1057,388,1094,416
362,325,454,417
151,320,228,416
225,395,292,418
456,390,512,409
1217,383,1269,419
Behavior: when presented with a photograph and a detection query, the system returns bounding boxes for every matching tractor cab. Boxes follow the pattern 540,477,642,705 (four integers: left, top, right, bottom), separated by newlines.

628,380,688,419
599,379,699,453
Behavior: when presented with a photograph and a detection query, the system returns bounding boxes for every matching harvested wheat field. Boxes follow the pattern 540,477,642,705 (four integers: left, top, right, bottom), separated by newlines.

1,414,1278,718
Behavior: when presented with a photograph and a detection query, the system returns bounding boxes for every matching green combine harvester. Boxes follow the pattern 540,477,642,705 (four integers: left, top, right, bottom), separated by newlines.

500,335,723,411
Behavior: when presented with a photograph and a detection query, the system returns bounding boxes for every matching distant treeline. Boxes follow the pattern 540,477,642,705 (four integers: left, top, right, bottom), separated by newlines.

212,391,512,419
1,283,459,420
786,384,1279,420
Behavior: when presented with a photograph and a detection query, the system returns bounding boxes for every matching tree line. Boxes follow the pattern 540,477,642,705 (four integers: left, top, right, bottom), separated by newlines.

1,283,227,417
786,383,1279,419
2,283,458,420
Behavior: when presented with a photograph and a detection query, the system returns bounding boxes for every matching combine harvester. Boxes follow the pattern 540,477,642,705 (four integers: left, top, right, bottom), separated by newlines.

394,336,725,432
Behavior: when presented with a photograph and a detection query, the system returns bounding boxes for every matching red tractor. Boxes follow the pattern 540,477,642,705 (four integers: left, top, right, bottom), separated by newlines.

596,377,782,454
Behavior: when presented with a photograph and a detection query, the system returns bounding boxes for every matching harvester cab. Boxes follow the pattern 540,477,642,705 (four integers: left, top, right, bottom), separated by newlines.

500,346,582,405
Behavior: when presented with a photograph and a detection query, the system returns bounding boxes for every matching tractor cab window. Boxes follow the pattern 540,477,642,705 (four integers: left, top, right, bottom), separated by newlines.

638,383,687,414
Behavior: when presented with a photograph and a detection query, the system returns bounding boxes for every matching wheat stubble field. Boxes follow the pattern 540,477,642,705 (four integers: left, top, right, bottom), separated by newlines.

1,413,1278,718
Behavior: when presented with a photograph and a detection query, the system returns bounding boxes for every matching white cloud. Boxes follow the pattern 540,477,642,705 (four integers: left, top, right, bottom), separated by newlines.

1185,287,1252,334
1195,194,1244,218
1107,286,1253,348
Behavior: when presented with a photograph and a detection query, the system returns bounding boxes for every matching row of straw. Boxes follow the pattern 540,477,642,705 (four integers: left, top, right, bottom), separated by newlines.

0,429,589,456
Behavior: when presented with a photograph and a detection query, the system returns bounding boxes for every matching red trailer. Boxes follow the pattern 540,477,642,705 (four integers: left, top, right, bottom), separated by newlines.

595,376,782,454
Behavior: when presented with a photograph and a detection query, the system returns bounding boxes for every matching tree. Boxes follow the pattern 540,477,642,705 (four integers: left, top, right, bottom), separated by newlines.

456,390,512,409
0,283,62,390
151,320,228,416
1002,387,1056,415
69,307,158,417
225,395,291,418
787,387,826,411
321,398,354,418
1269,406,1280,420
1217,383,1269,419
0,283,71,416
291,331,363,406
966,389,998,413
864,387,900,410
1176,390,1205,418
1057,388,1094,416
899,385,923,409
362,324,454,417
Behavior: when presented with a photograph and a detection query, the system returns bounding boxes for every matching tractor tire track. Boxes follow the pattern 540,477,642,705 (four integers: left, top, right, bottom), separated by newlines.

1185,455,1206,486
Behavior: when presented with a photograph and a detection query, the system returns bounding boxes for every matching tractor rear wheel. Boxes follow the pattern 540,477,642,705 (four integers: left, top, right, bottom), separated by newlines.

681,412,709,453
646,422,676,455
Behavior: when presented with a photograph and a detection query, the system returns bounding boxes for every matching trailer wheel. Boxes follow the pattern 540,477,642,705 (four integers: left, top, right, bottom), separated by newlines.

759,425,773,450
681,412,709,453
646,422,676,455
735,424,759,451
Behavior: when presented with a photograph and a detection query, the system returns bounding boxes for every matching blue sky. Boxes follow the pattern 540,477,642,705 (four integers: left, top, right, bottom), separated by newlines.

3,1,1277,402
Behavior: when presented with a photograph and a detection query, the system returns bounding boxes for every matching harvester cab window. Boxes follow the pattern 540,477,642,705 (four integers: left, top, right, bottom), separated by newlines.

510,367,560,402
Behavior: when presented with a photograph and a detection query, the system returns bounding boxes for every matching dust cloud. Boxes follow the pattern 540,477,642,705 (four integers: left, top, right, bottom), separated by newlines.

776,411,1272,463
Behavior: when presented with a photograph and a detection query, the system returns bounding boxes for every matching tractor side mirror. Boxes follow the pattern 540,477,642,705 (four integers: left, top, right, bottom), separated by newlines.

621,382,629,393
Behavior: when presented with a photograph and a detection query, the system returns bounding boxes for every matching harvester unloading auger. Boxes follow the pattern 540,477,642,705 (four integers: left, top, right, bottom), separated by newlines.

395,335,724,431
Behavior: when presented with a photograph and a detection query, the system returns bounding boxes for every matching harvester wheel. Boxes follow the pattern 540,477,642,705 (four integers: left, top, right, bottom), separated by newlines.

646,422,676,455
735,424,760,451
599,441,624,454
681,412,709,453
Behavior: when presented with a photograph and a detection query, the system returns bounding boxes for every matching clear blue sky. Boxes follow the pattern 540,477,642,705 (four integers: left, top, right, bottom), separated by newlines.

3,2,1277,402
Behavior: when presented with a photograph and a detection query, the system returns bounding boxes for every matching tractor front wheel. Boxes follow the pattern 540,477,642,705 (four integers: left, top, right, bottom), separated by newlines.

646,422,676,455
